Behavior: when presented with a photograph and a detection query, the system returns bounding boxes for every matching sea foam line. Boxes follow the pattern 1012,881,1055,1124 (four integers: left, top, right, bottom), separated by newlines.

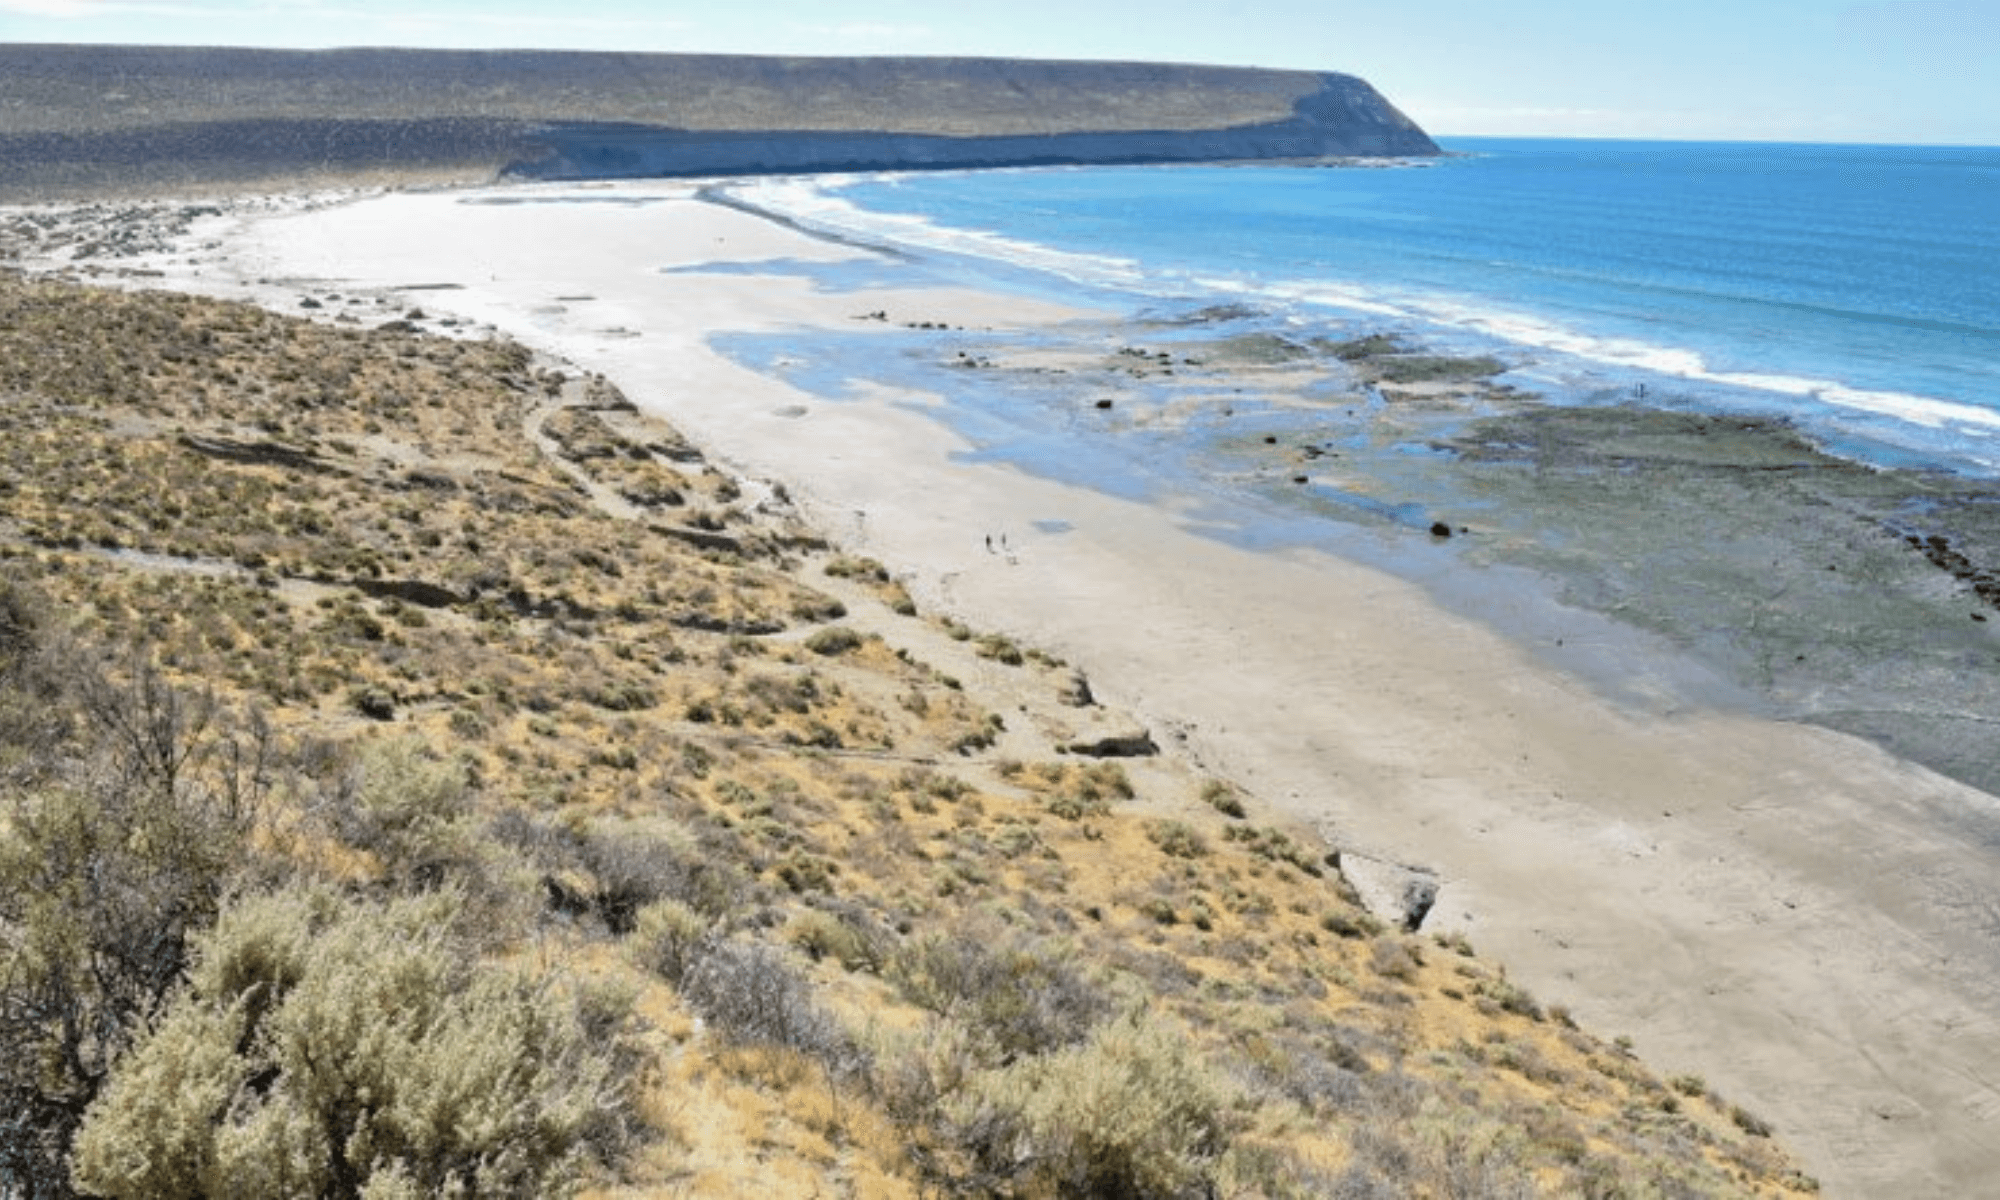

746,176,2000,445
1395,293,2000,433
734,176,1149,292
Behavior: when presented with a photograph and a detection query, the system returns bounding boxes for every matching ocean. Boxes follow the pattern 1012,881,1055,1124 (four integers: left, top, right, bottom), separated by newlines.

735,138,2000,476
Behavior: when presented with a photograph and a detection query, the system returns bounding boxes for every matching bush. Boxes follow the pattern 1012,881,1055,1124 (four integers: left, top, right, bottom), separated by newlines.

0,653,261,1197
788,906,890,974
973,634,1024,666
1147,818,1208,859
949,1013,1237,1197
327,735,473,889
631,899,715,985
804,626,863,656
1322,909,1385,940
1200,778,1247,819
679,939,863,1077
889,929,1104,1063
490,814,747,932
823,555,889,582
1730,1104,1775,1138
1368,936,1423,983
70,886,629,1199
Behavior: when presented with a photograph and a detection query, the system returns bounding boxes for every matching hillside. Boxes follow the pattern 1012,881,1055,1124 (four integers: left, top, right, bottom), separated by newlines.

0,46,1439,201
0,254,1818,1195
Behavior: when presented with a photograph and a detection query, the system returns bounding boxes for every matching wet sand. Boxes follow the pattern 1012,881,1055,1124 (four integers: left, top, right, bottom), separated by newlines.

31,181,2000,1196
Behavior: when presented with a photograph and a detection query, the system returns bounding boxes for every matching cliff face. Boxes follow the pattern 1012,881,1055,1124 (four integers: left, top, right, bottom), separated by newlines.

0,46,1438,199
513,72,1437,181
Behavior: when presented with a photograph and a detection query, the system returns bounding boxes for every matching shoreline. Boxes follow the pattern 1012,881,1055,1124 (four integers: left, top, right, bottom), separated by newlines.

16,181,2000,1195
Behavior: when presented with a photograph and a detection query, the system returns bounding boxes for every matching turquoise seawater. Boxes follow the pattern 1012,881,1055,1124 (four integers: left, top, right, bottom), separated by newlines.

737,139,2000,474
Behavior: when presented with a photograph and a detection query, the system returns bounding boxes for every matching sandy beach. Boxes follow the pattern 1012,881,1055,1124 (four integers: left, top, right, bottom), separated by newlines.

63,181,2000,1196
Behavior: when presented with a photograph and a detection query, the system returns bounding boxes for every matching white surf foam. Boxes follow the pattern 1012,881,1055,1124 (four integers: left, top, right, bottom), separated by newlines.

735,176,1149,292
741,175,2000,458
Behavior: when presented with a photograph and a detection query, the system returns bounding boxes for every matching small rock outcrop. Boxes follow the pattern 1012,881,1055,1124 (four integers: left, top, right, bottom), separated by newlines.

1342,855,1441,932
1064,728,1159,758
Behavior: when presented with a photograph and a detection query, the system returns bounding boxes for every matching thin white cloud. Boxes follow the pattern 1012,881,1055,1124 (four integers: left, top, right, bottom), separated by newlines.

0,0,697,49
0,0,267,16
0,0,115,14
787,21,935,49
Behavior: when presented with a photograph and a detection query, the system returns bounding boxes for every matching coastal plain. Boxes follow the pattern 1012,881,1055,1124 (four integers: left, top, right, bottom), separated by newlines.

8,181,1998,1196
0,190,1822,1198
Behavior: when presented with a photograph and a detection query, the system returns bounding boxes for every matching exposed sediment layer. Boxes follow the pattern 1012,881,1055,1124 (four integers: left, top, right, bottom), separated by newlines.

0,46,1438,200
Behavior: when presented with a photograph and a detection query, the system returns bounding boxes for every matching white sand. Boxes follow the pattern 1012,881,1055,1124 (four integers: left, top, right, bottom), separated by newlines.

175,182,2000,1196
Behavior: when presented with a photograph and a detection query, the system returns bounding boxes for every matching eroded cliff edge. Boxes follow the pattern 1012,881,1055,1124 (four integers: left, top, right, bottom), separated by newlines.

0,46,1439,200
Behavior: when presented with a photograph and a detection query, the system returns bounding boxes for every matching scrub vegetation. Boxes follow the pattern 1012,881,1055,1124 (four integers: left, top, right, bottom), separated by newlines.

0,273,1814,1197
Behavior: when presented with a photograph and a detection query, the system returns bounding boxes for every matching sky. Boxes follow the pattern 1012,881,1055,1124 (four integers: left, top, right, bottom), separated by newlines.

2,0,1997,145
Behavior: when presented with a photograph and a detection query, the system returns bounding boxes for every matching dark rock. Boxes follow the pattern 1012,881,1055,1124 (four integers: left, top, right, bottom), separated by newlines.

1064,728,1158,757
649,523,743,554
351,577,464,609
1401,875,1439,932
398,468,459,491
1429,521,1453,539
350,686,396,721
668,612,785,636
178,433,341,475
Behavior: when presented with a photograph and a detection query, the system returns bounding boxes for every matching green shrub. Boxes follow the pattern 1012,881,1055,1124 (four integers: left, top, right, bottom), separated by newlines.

1476,973,1544,1022
973,634,1024,666
678,939,862,1077
1200,778,1247,819
0,653,260,1196
70,886,629,1199
948,1013,1237,1197
1321,909,1385,940
630,899,714,984
889,930,1104,1063
788,906,890,974
329,735,473,888
1368,936,1422,982
1730,1104,1774,1138
822,555,889,582
1147,819,1208,859
804,626,863,656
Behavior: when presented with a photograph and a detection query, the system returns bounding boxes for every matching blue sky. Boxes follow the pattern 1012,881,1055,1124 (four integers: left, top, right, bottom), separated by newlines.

3,1,1996,144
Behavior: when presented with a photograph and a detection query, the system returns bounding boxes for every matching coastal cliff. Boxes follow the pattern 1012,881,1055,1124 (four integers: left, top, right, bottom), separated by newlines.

0,46,1438,200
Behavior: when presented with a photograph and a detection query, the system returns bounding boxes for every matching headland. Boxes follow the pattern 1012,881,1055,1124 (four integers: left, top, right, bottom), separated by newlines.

0,46,1436,201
